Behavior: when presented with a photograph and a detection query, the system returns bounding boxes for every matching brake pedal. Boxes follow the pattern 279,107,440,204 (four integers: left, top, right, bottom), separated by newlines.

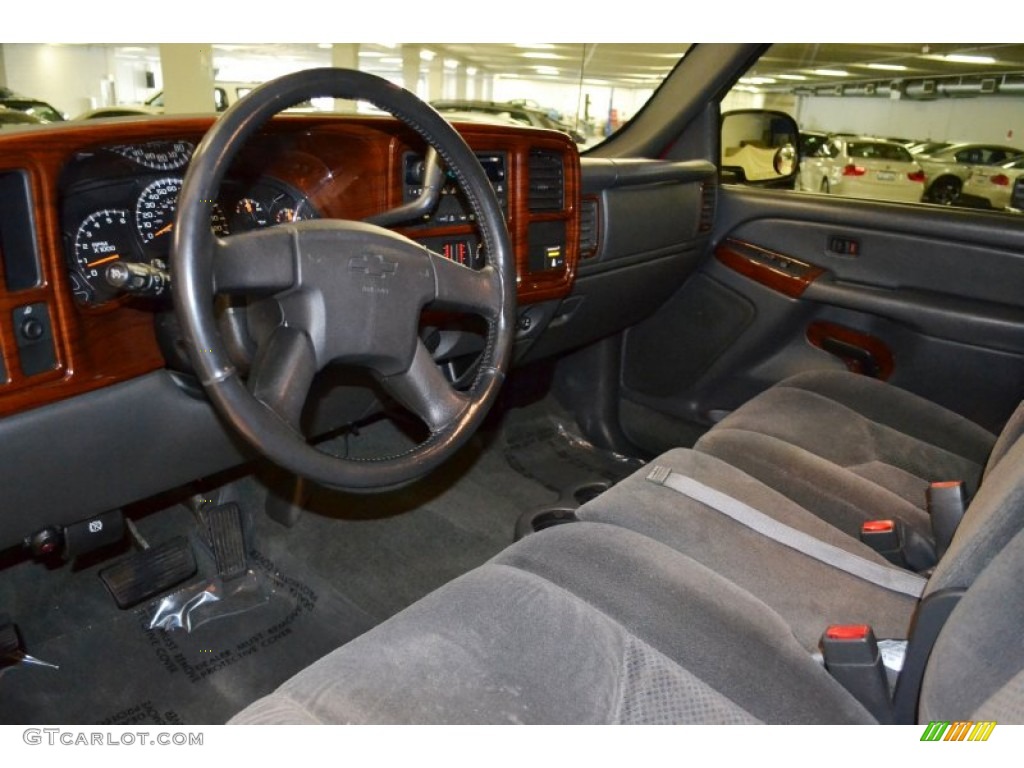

199,503,249,580
99,537,197,609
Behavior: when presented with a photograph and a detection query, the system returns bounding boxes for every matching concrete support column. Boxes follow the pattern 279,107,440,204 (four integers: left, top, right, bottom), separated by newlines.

158,44,215,114
479,74,493,102
0,45,8,89
331,43,360,113
427,57,444,102
402,45,421,96
455,65,468,100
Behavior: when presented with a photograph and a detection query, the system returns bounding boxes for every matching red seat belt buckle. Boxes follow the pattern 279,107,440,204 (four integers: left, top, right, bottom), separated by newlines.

821,623,893,722
860,519,905,567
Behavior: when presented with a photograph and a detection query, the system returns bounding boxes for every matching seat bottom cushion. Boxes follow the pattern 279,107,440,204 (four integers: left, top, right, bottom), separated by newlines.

695,370,996,543
230,523,873,725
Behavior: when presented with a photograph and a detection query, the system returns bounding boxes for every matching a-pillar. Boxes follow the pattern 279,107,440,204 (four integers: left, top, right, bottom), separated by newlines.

331,43,360,113
158,44,215,114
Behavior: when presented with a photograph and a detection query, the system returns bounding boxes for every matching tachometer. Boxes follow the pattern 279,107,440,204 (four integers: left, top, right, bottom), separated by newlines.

136,177,183,243
72,209,136,305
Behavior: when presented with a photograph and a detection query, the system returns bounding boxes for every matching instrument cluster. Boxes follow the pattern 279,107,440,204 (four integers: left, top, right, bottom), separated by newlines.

61,139,318,306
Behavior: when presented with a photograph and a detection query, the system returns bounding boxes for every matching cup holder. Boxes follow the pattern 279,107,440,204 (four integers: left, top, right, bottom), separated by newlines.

513,480,614,541
514,507,578,541
573,481,611,505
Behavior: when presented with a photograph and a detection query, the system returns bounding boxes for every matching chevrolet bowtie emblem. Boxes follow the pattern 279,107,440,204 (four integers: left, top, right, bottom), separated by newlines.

349,254,398,278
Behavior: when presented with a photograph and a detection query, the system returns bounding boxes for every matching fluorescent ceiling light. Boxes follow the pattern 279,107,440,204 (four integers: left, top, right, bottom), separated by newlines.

466,66,477,76
775,74,808,81
380,57,401,65
317,43,332,50
358,51,387,58
444,58,459,70
420,50,436,61
522,52,560,60
943,54,996,64
739,76,776,85
812,69,850,77
533,66,559,76
864,63,908,71
514,43,555,49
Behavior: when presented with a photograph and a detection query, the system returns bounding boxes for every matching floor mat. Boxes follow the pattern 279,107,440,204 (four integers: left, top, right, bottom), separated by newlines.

0,410,560,724
502,401,645,499
0,524,377,725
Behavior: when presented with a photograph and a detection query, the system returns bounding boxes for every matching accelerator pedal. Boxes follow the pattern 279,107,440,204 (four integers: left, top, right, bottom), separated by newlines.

199,503,249,580
99,537,197,609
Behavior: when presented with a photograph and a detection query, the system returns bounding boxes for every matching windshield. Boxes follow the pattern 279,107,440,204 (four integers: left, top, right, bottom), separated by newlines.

0,43,691,148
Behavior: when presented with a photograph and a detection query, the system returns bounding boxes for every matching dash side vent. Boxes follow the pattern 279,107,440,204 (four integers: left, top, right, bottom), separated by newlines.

528,149,564,212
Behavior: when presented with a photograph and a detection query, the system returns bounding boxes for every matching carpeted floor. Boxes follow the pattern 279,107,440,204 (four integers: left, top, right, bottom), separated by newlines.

0,397,642,724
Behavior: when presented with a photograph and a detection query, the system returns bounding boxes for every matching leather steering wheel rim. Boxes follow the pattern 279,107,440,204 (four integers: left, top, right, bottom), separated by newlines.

172,68,516,490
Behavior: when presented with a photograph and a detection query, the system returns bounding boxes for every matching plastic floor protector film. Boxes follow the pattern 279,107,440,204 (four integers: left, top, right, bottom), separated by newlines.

0,549,376,725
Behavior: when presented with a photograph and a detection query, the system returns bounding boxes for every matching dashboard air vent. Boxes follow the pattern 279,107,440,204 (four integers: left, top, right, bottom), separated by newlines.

579,197,600,258
528,150,564,212
698,179,717,234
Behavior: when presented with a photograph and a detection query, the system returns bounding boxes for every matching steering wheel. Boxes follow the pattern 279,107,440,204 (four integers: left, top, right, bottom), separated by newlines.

172,68,516,490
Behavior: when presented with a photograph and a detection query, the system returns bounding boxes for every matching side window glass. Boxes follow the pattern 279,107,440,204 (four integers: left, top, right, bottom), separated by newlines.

723,43,1024,213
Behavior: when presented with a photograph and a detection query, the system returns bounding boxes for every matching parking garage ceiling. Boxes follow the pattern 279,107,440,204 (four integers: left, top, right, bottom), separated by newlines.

94,43,1024,91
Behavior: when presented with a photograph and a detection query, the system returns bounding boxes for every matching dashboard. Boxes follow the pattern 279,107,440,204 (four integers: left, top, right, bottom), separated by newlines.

0,115,581,421
0,111,723,553
0,113,582,550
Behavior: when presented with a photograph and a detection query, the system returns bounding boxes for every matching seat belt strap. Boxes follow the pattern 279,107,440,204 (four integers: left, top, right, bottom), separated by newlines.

645,465,927,598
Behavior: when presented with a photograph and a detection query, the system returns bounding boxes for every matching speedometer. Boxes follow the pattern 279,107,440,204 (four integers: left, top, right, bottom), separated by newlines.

136,177,182,243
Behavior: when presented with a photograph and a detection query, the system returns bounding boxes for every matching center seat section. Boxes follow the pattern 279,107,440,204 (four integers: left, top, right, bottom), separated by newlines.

574,424,1024,652
694,370,1019,549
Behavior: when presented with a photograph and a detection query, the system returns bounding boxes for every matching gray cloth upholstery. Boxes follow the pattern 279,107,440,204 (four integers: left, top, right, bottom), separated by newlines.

927,431,1024,595
921,526,1024,722
696,371,998,542
985,399,1024,478
229,372,1024,725
231,523,874,724
576,449,917,650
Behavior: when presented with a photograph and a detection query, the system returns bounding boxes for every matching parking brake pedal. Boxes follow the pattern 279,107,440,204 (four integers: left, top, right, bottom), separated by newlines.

99,537,197,609
199,503,249,580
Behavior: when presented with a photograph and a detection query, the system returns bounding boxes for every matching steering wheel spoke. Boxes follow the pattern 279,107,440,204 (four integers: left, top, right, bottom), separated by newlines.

429,253,500,316
379,340,470,433
214,229,298,295
248,325,319,429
